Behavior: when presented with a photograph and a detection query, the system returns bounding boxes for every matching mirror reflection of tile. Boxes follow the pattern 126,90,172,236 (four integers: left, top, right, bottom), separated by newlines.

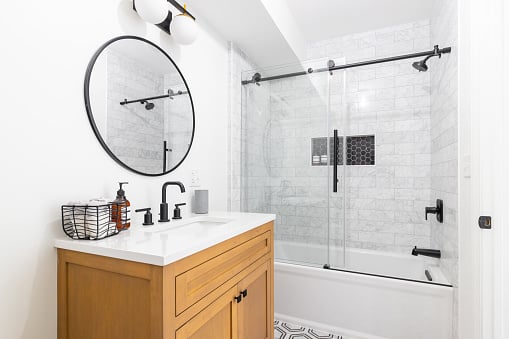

311,135,375,166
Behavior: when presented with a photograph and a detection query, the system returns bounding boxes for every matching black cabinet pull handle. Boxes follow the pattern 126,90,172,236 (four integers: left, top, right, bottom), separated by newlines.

241,289,248,298
234,294,242,303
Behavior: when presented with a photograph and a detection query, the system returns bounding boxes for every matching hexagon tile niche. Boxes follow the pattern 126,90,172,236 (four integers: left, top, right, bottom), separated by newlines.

346,135,375,165
311,135,375,166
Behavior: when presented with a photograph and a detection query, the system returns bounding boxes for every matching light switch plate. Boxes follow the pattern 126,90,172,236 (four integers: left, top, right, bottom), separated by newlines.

190,169,201,187
462,154,471,178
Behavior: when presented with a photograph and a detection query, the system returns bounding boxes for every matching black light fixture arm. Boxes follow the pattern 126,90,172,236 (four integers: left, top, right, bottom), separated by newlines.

242,45,452,85
120,89,189,106
167,0,195,20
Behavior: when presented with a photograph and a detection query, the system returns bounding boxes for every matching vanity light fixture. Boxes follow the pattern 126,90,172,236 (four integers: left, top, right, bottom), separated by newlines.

135,0,167,24
133,0,198,45
169,4,198,45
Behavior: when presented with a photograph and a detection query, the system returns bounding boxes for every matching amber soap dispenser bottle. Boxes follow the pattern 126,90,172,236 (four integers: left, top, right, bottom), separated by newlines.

112,182,131,230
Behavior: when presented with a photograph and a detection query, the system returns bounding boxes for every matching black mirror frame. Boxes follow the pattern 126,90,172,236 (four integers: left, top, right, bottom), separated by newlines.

84,35,195,176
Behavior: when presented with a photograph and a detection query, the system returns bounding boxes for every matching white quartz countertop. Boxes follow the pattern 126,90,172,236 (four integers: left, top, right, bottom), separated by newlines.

54,212,275,266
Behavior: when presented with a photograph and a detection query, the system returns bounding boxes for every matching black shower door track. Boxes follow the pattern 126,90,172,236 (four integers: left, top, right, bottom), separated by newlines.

241,45,451,85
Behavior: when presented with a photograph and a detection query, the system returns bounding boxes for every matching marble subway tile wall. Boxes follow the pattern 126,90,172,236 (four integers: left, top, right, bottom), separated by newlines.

430,0,458,287
107,50,164,173
268,73,330,244
228,42,272,214
262,21,434,252
340,60,432,253
430,0,458,336
228,43,262,212
234,21,456,258
241,82,272,214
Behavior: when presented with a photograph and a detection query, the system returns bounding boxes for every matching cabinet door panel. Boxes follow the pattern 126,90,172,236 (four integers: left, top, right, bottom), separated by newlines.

238,261,272,339
176,286,238,339
66,263,152,339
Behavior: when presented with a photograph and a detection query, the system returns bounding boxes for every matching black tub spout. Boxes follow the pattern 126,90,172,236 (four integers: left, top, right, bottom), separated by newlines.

412,246,441,258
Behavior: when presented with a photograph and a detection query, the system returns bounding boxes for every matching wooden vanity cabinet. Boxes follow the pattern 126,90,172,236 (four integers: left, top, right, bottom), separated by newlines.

57,221,274,339
176,261,271,339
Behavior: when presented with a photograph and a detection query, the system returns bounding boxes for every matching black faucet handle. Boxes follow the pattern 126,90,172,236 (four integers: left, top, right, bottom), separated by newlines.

425,199,443,223
425,206,436,220
172,203,186,220
135,208,154,226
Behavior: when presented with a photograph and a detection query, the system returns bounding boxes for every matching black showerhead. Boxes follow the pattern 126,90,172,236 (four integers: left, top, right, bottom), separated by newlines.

141,101,155,110
412,60,429,72
412,45,452,72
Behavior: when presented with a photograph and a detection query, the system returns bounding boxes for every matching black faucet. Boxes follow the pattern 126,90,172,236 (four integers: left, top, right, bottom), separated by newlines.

425,199,443,223
412,246,441,258
159,181,185,222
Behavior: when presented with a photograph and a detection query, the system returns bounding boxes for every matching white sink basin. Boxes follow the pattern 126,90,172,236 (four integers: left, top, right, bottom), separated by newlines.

144,216,234,234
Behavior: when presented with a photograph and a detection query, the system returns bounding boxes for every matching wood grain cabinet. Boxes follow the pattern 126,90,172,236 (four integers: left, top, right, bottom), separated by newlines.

58,222,274,339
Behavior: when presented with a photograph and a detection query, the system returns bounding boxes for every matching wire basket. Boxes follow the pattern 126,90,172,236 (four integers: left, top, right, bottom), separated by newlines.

61,203,129,240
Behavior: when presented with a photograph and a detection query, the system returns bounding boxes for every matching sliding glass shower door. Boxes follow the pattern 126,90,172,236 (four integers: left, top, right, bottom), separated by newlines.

241,60,343,268
240,48,451,285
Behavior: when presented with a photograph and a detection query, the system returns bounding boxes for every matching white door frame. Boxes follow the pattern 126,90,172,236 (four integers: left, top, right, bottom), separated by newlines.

459,0,509,338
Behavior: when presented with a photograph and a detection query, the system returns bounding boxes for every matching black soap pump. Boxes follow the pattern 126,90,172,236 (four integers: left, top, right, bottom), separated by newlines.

173,203,186,220
112,182,131,230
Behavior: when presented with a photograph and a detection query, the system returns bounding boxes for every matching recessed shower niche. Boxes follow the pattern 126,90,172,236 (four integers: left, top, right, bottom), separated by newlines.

311,135,375,166
84,36,195,176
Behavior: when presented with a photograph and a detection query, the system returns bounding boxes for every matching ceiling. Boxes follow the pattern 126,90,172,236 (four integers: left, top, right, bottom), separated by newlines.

186,0,299,68
186,0,434,68
285,0,433,42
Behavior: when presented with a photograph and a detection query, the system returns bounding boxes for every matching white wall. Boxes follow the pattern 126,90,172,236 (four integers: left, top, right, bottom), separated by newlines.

0,1,229,338
457,0,509,338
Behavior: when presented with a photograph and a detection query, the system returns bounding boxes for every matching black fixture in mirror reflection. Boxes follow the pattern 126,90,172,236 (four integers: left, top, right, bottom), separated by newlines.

84,35,195,176
119,88,189,109
425,199,443,223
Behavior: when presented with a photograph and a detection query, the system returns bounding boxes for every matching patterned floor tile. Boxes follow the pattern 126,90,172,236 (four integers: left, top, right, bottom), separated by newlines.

274,319,342,339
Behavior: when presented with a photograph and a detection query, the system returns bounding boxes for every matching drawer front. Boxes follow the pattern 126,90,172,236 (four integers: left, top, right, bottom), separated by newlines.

175,231,271,315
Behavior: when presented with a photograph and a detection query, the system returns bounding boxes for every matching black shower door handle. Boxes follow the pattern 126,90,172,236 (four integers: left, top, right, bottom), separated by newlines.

333,129,338,193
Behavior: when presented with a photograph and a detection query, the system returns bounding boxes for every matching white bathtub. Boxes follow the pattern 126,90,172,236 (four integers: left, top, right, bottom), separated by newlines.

274,241,453,339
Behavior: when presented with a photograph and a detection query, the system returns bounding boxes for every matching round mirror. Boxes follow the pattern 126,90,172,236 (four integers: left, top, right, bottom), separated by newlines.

84,36,195,176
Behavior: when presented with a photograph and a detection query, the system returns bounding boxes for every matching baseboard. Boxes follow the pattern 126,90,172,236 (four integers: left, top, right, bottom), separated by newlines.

274,312,387,339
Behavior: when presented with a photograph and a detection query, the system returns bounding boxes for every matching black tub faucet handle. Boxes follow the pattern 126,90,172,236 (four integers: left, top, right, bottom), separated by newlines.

425,199,443,223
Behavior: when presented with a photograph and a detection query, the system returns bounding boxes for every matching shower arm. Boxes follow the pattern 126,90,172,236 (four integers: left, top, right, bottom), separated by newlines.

421,45,443,64
119,89,189,106
241,45,452,85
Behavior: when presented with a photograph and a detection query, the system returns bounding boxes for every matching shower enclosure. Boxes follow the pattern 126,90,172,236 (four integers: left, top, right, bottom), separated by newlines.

240,46,453,285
